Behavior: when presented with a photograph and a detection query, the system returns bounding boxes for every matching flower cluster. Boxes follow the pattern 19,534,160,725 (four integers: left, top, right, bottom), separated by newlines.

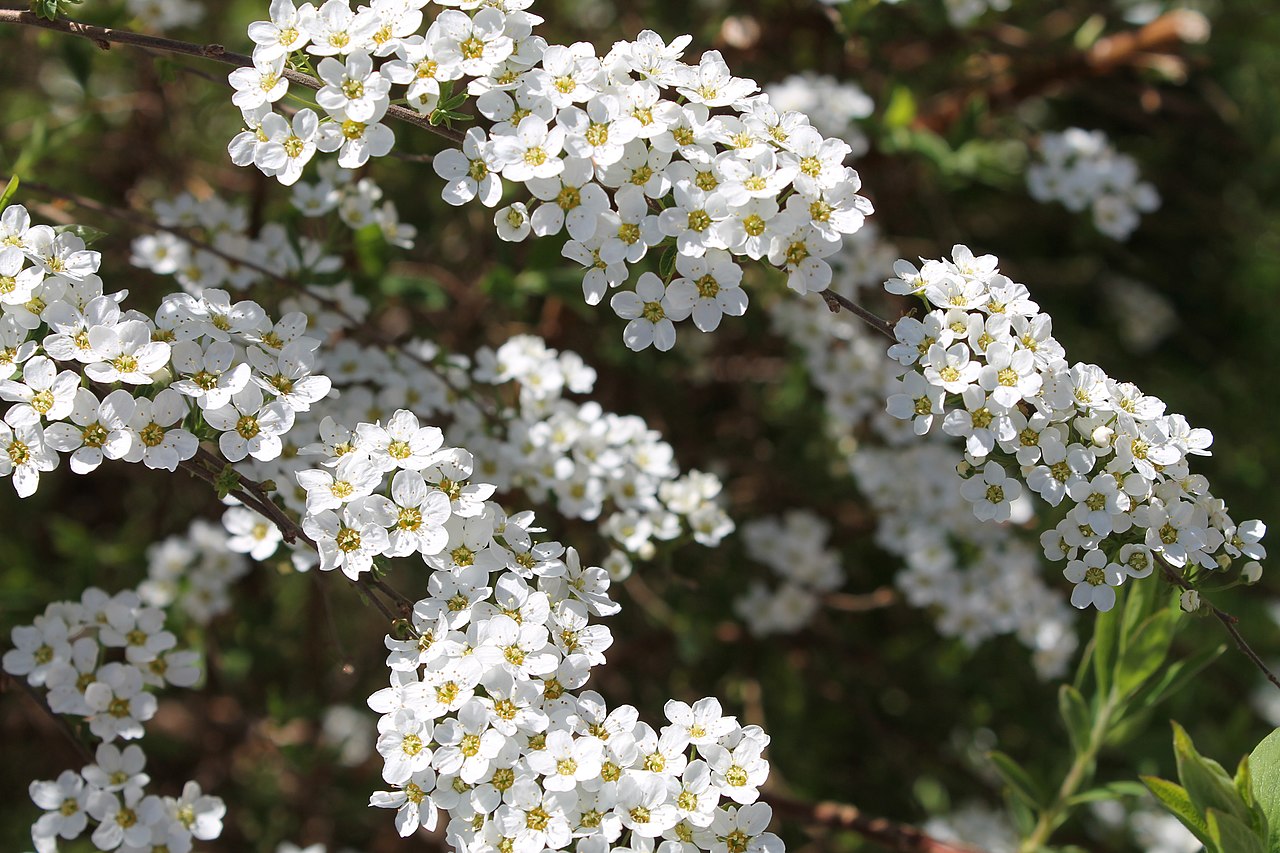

290,160,418,248
3,586,224,853
138,518,255,624
884,245,1266,610
762,73,872,157
734,511,845,635
229,0,874,351
0,203,332,499
1026,128,1160,240
469,335,735,566
126,190,733,574
126,0,205,31
302,409,782,852
768,243,1079,676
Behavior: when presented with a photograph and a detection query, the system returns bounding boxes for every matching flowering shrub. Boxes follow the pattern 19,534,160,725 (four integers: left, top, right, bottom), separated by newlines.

2,0,1279,852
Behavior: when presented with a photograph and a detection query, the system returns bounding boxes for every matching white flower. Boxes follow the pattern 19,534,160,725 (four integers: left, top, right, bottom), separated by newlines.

204,384,296,463
29,770,90,849
229,54,289,110
257,109,322,186
960,462,1023,523
122,388,198,472
356,409,445,472
369,767,439,837
434,128,504,208
1063,550,1124,611
317,51,391,122
85,663,158,742
224,505,283,560
84,320,171,385
248,0,315,61
664,249,748,333
0,409,58,497
304,502,394,579
170,340,251,410
610,272,689,353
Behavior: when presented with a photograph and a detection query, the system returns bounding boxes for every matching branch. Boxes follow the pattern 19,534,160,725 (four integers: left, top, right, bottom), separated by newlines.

821,289,898,340
1156,558,1280,691
4,672,96,766
0,8,465,144
916,10,1211,132
766,794,985,853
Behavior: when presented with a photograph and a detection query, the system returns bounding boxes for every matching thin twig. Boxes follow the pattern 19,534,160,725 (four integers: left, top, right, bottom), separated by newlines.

824,586,898,612
821,289,898,340
1156,558,1280,691
0,9,465,143
5,673,95,765
766,794,985,853
179,448,417,638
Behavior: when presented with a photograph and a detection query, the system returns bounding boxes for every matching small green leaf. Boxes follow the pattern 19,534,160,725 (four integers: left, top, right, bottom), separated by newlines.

1058,684,1092,754
54,223,108,247
1129,643,1226,714
883,85,916,130
1248,726,1280,850
987,751,1045,809
1205,808,1266,853
1115,610,1179,699
214,465,242,500
1066,780,1150,806
1174,722,1251,825
0,175,19,209
1142,775,1214,848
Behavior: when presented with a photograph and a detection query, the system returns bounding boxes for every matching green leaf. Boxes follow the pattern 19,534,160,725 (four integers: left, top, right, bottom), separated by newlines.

32,0,61,21
1092,599,1121,697
214,465,242,501
0,175,19,209
1175,722,1251,825
1236,755,1269,837
1142,775,1214,848
1120,568,1164,641
1248,726,1280,850
1129,643,1226,714
1114,610,1179,699
54,223,107,247
883,85,916,130
1058,684,1092,754
1206,808,1266,853
1067,780,1150,806
987,751,1045,810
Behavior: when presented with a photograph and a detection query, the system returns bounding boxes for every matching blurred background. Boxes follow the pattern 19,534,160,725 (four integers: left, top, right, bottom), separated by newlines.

1,0,1279,849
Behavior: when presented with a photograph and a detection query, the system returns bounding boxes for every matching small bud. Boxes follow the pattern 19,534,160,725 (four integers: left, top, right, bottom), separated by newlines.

1215,553,1232,570
1244,561,1264,584
1091,425,1113,447
1179,589,1201,613
956,460,975,479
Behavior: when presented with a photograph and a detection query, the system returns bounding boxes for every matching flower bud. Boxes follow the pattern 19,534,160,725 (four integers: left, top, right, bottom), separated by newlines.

1244,561,1264,584
1179,589,1201,613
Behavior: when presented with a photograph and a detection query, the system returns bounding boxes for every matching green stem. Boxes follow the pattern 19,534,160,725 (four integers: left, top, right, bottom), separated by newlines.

1019,695,1118,853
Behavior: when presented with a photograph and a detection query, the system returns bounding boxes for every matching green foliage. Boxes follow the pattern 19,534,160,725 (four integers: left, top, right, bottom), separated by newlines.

1143,722,1275,853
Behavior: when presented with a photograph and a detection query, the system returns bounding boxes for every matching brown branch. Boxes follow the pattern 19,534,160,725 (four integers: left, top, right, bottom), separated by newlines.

0,8,465,144
917,10,1211,132
179,448,417,637
824,586,898,612
767,794,985,853
821,289,898,340
1156,558,1280,691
